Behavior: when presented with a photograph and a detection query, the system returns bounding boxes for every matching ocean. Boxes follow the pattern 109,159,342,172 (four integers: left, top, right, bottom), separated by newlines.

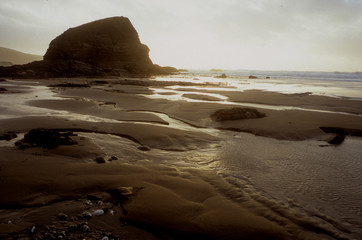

187,69,362,82
175,69,362,99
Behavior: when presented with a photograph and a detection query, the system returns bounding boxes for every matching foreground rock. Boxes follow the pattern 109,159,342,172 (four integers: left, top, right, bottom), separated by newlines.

15,128,77,149
211,107,266,122
0,17,176,78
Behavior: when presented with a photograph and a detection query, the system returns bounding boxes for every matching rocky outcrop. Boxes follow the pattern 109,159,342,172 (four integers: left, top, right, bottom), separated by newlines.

0,17,176,78
44,17,153,68
15,129,77,149
210,107,266,122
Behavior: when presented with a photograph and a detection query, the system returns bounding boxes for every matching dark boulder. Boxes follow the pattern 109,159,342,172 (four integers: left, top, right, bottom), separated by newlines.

211,107,266,122
16,129,77,149
95,156,106,164
44,17,152,68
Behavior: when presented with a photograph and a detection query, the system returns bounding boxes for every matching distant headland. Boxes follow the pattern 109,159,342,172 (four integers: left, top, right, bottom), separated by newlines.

0,17,176,78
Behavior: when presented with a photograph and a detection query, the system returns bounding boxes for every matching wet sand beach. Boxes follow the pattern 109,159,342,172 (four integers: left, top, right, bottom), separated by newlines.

1,76,362,240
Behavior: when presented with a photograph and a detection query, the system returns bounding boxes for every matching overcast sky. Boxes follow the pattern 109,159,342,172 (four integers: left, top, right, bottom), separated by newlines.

1,0,361,71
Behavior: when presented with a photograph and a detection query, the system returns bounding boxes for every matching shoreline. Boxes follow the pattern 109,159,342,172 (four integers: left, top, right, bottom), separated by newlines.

1,77,362,239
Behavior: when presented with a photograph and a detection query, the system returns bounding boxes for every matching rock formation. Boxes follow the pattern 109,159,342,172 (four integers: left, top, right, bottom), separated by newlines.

210,107,266,122
215,73,227,78
15,129,77,149
248,75,258,79
0,17,176,78
44,17,153,68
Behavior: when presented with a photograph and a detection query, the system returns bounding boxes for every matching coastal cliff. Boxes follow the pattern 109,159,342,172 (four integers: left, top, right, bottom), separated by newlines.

0,17,176,78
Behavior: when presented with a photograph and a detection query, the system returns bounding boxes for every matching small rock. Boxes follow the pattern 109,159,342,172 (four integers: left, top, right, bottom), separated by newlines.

110,209,115,215
68,224,78,231
248,75,258,79
85,200,93,206
215,73,227,78
7,220,12,224
95,156,106,164
100,237,109,240
102,202,113,213
31,226,36,233
81,211,92,219
108,156,118,161
82,224,90,233
91,209,104,216
57,213,68,221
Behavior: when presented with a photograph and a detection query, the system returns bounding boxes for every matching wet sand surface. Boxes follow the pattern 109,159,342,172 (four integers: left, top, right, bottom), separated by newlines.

1,77,362,240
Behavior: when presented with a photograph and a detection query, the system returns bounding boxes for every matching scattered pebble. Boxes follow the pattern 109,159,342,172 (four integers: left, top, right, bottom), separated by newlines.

108,156,118,161
85,200,93,206
68,224,78,231
5,208,121,239
82,224,90,233
91,209,104,216
57,213,68,221
81,211,92,219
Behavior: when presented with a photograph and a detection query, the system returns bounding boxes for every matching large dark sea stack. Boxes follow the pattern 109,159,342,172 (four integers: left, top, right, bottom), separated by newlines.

44,17,152,68
0,17,176,78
